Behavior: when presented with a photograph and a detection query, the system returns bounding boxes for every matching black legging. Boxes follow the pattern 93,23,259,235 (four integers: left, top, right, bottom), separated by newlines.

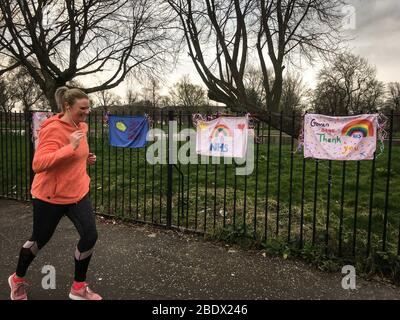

16,193,98,282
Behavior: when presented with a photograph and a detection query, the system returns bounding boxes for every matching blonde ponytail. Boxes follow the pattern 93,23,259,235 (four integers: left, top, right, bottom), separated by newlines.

54,86,89,112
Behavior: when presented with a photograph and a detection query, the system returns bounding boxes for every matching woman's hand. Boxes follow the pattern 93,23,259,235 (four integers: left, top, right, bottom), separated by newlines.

70,130,85,150
87,152,96,165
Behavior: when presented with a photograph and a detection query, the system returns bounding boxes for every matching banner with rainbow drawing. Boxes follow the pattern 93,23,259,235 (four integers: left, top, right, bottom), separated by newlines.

196,116,249,157
304,113,378,160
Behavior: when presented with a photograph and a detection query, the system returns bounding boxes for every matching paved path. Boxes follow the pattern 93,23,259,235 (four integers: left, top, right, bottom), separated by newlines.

1,199,399,300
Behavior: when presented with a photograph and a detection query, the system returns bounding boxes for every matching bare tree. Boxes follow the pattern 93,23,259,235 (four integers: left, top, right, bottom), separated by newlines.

387,82,400,111
94,89,122,109
280,73,310,112
167,0,344,136
313,53,385,115
384,82,400,133
140,76,161,107
0,56,21,77
126,89,139,105
5,65,47,111
159,95,172,107
243,65,268,109
243,65,309,112
169,74,207,107
0,78,16,112
0,0,176,111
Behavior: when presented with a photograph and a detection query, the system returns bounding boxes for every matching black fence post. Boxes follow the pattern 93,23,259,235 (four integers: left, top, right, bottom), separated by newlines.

28,111,34,197
382,110,394,252
166,110,174,227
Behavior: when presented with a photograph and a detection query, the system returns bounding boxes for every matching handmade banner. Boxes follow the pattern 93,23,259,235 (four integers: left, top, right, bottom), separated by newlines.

32,111,53,149
196,116,249,158
109,115,149,148
304,113,378,160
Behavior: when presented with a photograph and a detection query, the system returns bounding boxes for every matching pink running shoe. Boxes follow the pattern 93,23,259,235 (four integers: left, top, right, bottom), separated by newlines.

69,283,102,300
8,273,28,300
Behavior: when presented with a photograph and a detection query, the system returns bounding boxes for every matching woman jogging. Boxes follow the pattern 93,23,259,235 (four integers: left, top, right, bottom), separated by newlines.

8,87,102,300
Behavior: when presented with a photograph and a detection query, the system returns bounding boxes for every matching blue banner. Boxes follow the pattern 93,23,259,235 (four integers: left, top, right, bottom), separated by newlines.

109,115,149,148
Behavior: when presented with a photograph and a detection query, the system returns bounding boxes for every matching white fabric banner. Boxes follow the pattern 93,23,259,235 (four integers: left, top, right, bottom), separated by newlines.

32,111,53,149
304,113,378,160
196,116,249,158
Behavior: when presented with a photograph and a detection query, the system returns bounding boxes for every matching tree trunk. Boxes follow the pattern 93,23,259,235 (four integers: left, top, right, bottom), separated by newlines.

42,79,62,113
209,90,301,138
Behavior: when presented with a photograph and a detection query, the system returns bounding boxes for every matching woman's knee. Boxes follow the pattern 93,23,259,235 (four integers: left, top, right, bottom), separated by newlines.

22,240,40,255
83,229,98,249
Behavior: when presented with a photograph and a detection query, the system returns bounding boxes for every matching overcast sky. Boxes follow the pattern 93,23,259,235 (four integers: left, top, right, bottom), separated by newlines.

346,0,400,83
111,0,400,100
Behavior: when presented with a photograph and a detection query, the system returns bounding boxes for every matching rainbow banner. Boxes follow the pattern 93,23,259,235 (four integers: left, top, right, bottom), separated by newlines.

196,116,249,157
304,114,378,160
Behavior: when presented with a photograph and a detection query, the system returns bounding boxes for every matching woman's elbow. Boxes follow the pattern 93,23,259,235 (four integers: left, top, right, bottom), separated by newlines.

32,159,45,173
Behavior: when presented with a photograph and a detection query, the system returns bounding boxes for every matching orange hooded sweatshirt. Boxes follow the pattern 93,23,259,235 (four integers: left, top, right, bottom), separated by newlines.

31,113,90,204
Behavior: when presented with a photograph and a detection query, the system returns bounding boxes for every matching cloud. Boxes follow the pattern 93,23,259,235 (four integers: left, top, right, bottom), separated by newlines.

345,0,400,82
